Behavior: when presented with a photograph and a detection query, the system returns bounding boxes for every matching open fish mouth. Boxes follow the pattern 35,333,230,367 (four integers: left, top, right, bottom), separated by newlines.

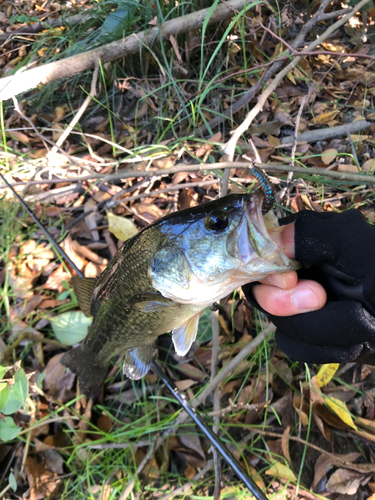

226,192,278,264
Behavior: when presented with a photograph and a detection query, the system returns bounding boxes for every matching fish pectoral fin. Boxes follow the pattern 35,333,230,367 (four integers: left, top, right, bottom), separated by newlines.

123,344,154,380
71,276,97,317
128,292,175,312
172,313,201,357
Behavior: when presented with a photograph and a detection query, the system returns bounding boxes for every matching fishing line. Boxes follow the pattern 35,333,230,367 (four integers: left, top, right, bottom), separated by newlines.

0,170,268,500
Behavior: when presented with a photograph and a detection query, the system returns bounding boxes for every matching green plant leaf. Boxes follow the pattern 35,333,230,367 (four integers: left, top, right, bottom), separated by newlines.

2,390,23,415
0,383,10,412
13,368,28,406
196,308,212,344
0,366,8,379
50,311,92,346
0,417,21,442
9,472,17,491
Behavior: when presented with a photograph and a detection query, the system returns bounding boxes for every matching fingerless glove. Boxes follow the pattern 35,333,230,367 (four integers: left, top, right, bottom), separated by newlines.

243,209,375,365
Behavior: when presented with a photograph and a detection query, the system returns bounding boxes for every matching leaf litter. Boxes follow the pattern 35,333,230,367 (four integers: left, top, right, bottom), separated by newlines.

2,0,375,498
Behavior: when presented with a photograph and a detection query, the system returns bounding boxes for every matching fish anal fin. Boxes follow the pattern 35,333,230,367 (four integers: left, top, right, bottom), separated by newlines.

123,344,154,380
71,276,96,317
172,313,201,357
128,293,175,312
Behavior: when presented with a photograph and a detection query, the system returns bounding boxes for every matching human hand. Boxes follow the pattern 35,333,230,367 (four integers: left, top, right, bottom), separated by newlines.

253,223,327,316
243,209,375,365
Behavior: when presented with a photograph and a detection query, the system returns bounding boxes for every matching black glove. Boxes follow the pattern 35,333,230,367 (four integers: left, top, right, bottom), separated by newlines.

243,209,375,365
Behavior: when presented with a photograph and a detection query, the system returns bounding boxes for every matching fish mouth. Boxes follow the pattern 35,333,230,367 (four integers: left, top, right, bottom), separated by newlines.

226,192,267,264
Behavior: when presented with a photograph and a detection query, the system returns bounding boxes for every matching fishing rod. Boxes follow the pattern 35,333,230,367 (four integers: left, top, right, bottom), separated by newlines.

0,171,267,500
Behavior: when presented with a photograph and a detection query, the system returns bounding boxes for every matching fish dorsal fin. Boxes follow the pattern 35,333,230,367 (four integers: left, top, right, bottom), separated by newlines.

128,292,175,312
172,313,201,356
71,276,97,317
123,344,154,380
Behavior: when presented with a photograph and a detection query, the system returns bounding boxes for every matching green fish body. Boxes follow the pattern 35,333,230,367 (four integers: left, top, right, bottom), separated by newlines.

61,191,299,396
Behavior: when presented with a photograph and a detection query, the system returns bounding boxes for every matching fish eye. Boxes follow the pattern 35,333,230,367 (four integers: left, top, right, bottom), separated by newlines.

204,214,229,232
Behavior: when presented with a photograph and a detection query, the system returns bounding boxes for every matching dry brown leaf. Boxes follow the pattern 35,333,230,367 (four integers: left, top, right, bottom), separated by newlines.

312,409,331,442
60,235,86,270
326,468,366,495
312,452,360,489
179,425,205,459
313,110,340,125
337,163,358,173
174,379,197,391
321,148,337,165
24,456,60,500
43,353,75,401
173,363,207,381
84,198,99,241
362,158,375,172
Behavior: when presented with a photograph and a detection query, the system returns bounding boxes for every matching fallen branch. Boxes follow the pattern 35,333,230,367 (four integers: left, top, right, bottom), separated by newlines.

281,119,371,145
0,0,250,101
2,161,375,190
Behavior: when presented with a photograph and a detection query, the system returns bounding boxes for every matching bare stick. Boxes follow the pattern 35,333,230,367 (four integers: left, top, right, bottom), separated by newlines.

279,94,308,201
0,0,249,100
281,119,371,144
223,0,370,161
48,61,99,159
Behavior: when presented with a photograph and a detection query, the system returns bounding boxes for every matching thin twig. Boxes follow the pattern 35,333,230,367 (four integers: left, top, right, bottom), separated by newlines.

47,61,99,159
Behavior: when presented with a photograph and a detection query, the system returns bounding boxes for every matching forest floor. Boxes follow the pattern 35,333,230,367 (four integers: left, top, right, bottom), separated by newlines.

1,0,375,498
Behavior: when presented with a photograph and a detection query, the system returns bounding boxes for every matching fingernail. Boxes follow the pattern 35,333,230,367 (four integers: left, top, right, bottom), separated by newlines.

266,273,287,289
291,286,319,312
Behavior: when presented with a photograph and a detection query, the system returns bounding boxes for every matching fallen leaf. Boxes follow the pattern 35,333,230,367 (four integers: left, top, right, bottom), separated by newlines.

312,452,360,489
43,353,75,401
326,468,365,495
321,148,338,165
313,110,340,124
24,456,60,500
362,158,375,172
265,460,297,482
337,163,359,173
50,311,92,345
107,211,138,242
316,363,339,387
324,395,357,430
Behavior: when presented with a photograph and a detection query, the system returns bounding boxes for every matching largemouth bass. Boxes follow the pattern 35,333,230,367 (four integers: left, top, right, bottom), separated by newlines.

61,190,299,396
